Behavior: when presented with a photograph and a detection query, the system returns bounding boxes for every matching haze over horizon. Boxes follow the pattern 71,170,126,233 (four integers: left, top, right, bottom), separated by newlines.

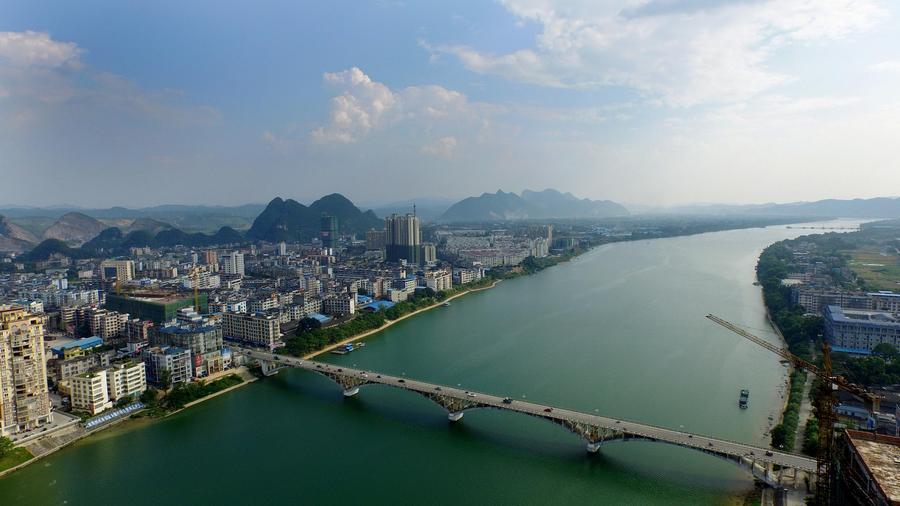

3,1,900,208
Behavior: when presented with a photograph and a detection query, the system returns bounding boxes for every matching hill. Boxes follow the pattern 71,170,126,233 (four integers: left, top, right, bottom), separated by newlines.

42,212,107,246
0,215,39,252
439,189,629,222
640,196,900,218
247,194,381,242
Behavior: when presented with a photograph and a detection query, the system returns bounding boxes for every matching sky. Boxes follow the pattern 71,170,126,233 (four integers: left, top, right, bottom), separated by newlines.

1,0,899,208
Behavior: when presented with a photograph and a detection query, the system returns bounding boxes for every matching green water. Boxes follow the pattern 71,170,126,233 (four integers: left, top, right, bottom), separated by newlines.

0,221,859,505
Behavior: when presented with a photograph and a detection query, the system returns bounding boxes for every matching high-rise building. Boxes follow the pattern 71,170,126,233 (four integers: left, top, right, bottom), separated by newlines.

421,243,437,264
385,214,421,264
277,241,287,256
365,229,386,250
321,215,338,249
0,305,52,436
201,250,218,266
221,252,245,276
100,260,135,282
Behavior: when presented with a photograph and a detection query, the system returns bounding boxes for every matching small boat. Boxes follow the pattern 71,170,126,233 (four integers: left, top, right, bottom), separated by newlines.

739,389,750,409
442,302,451,307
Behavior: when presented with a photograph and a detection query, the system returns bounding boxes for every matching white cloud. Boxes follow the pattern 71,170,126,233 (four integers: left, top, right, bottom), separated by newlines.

429,0,886,106
870,60,900,72
311,67,484,143
0,31,219,125
0,31,83,68
420,136,458,157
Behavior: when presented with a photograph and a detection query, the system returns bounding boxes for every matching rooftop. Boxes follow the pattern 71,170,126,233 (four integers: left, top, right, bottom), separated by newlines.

845,430,900,503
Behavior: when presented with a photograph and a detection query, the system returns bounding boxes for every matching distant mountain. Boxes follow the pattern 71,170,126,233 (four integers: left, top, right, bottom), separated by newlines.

640,197,900,218
439,189,629,223
521,189,629,218
0,203,265,234
247,194,382,242
0,215,39,252
42,212,107,246
124,217,173,235
31,226,248,261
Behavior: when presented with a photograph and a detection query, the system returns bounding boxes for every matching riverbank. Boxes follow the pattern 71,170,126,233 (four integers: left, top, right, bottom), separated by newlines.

304,280,501,359
1,367,257,479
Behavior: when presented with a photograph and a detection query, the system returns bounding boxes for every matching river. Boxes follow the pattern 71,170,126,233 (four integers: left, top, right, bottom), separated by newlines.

0,220,862,505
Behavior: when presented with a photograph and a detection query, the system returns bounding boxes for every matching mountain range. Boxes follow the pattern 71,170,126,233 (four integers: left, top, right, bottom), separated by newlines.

637,197,900,218
439,189,629,222
246,194,382,242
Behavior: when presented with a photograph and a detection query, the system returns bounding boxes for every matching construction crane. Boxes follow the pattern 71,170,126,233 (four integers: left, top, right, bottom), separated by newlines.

705,314,882,506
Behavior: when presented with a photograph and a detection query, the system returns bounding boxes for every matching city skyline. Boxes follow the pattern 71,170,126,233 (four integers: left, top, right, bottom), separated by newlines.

3,1,900,208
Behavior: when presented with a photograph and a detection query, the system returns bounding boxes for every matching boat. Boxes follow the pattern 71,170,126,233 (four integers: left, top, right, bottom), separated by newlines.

442,302,451,307
739,389,750,409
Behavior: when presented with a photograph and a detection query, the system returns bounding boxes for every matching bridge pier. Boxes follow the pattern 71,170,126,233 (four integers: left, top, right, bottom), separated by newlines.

259,360,280,376
448,412,464,422
343,386,360,397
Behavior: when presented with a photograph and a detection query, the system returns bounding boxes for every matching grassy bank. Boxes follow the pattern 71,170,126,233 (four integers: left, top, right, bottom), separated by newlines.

0,447,33,473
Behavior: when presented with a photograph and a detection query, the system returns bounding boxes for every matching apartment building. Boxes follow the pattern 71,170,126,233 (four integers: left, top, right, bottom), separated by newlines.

221,312,281,349
0,305,52,436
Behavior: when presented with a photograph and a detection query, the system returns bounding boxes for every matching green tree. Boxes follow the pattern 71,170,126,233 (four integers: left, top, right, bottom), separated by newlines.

872,343,898,362
140,387,157,406
0,436,13,458
297,317,322,334
158,370,172,392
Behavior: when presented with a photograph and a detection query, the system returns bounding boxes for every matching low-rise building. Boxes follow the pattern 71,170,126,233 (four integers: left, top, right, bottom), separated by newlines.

70,371,113,415
105,362,147,401
425,269,453,292
825,305,900,353
322,294,355,316
838,430,900,505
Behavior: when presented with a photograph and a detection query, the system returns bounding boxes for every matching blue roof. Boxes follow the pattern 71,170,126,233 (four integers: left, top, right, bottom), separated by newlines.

309,312,332,323
356,294,374,305
52,336,103,354
363,300,395,312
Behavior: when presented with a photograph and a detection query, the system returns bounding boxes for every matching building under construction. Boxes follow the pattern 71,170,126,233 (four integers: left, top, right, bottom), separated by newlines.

838,429,900,505
106,292,208,324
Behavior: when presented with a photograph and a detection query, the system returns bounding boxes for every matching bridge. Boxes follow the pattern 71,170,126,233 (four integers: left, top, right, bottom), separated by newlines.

239,348,816,489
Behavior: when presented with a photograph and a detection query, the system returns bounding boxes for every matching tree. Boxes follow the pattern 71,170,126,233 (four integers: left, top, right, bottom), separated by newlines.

140,387,157,406
159,370,172,392
115,394,133,408
0,436,13,458
297,317,322,334
872,343,898,362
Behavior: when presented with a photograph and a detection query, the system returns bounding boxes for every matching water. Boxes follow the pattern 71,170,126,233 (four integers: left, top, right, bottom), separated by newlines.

0,220,861,505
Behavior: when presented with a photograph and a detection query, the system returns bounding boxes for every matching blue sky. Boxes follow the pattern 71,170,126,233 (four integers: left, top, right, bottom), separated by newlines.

2,0,899,208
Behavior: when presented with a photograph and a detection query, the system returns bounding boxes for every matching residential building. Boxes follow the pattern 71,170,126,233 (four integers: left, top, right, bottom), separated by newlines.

85,308,129,340
385,214,421,264
321,215,338,250
152,323,224,378
69,371,112,415
870,291,900,315
425,269,453,292
142,346,192,386
201,250,218,266
421,243,437,264
0,305,52,436
100,260,135,282
221,312,281,349
221,252,245,276
106,292,207,324
366,229,385,250
105,362,147,401
323,294,355,316
824,305,900,353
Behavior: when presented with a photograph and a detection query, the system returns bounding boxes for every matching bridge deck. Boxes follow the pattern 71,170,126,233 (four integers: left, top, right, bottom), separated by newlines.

245,349,816,473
